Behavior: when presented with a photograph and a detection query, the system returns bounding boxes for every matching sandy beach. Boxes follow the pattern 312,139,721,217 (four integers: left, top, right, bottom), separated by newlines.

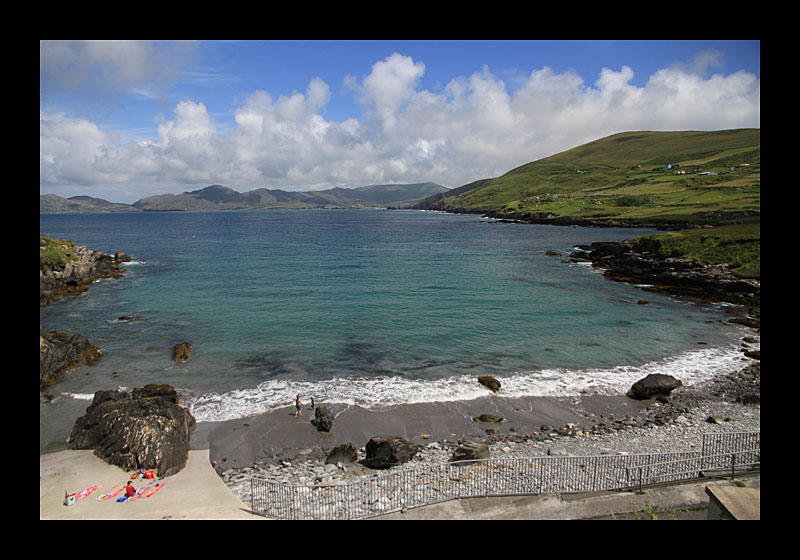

40,449,261,520
191,393,658,469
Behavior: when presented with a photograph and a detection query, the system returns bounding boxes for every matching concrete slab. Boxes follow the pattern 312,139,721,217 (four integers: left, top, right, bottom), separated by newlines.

705,484,760,520
40,449,264,520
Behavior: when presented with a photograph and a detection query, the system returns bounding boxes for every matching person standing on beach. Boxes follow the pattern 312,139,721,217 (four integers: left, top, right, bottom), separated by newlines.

295,394,303,417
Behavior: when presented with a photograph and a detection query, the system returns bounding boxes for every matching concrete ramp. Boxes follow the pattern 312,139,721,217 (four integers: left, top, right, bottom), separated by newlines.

40,449,263,520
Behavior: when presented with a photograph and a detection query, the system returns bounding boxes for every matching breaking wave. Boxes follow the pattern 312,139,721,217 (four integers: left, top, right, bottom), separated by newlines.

183,344,752,422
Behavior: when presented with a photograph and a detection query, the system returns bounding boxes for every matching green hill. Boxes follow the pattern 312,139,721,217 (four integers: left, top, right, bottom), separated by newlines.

417,129,760,228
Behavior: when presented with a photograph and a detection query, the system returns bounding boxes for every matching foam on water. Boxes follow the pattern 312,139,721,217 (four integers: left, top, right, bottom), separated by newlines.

183,343,752,422
62,392,95,401
62,386,130,402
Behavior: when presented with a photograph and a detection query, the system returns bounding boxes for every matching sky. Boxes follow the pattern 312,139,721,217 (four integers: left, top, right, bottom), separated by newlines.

40,40,760,204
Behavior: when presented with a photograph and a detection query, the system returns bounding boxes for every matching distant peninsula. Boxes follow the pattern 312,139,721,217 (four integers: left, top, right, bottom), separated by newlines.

40,182,449,213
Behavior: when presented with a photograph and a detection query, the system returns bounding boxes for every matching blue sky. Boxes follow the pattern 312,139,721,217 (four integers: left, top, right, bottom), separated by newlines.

40,40,760,203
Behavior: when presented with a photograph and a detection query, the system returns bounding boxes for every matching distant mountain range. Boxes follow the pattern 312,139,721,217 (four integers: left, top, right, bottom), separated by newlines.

40,183,449,213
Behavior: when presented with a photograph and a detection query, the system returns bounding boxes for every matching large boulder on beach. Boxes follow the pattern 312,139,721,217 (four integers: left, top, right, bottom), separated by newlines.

68,384,195,477
314,406,334,432
629,374,682,400
361,436,419,469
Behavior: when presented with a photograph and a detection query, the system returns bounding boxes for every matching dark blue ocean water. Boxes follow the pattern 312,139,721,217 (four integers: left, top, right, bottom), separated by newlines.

40,210,750,447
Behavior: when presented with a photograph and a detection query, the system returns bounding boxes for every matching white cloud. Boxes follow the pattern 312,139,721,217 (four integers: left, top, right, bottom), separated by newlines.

40,113,121,186
40,52,760,202
40,40,194,103
358,53,426,133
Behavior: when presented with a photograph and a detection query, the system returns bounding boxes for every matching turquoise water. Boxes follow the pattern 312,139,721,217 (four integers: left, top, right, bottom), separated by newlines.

40,209,750,445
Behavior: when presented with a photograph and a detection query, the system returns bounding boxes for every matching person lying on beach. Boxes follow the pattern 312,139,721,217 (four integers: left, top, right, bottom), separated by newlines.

295,394,303,417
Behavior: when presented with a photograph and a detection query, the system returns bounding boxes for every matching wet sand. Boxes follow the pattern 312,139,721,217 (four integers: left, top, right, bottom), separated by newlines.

192,393,654,469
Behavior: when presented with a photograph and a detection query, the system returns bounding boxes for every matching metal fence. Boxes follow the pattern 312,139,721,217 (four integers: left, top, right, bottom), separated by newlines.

250,431,759,520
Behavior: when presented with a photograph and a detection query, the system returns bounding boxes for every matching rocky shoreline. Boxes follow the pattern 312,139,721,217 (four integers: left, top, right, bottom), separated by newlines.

217,364,760,509
570,240,760,311
40,242,130,307
39,241,130,390
39,330,102,391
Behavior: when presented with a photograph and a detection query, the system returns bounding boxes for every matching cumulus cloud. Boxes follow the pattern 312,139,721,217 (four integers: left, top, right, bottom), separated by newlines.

40,51,760,202
358,52,426,134
40,114,120,186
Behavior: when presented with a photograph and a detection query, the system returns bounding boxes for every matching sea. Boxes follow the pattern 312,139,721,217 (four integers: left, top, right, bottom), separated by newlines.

40,209,753,450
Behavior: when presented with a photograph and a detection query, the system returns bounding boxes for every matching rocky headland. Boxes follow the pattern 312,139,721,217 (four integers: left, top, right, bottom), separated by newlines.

40,240,130,307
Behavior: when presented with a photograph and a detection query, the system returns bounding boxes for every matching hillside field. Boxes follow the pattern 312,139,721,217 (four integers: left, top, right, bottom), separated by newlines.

434,129,760,228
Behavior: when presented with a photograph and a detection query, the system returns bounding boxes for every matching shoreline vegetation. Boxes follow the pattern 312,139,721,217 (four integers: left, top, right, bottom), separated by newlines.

40,128,759,513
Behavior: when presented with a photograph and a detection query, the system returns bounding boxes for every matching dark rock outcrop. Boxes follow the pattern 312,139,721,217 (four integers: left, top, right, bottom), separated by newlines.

40,330,102,391
313,406,335,432
478,375,501,393
361,436,419,469
40,243,128,306
68,384,195,477
629,374,682,400
572,241,760,307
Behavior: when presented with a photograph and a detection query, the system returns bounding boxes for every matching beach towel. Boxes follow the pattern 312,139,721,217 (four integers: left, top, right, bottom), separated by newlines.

142,483,164,498
76,485,101,500
97,485,125,501
126,483,154,502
